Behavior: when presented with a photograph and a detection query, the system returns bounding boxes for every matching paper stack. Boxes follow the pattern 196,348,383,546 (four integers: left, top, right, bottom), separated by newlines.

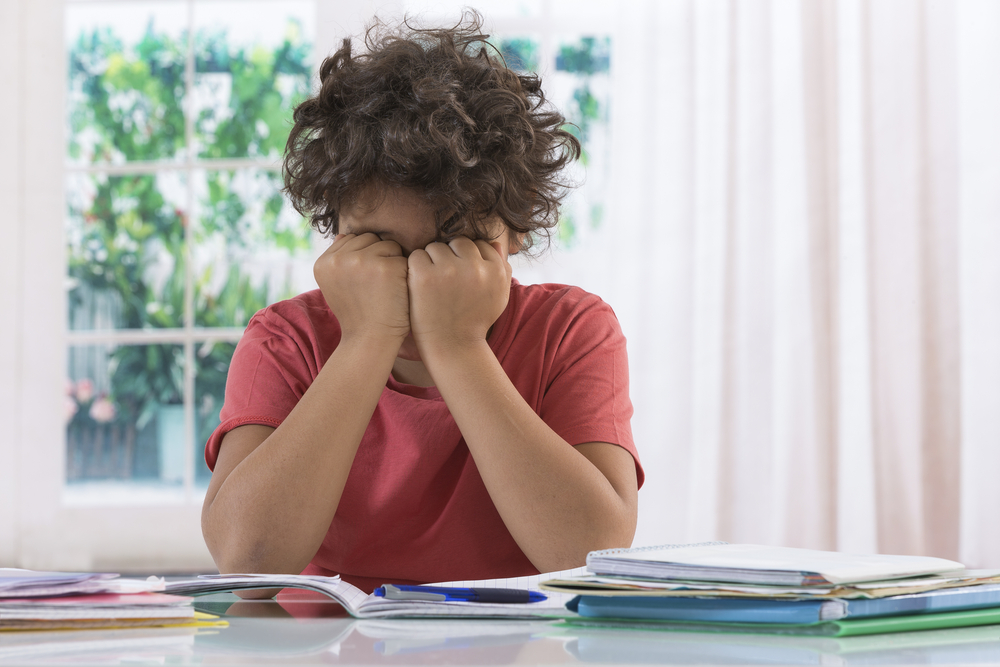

0,569,226,632
541,543,1000,636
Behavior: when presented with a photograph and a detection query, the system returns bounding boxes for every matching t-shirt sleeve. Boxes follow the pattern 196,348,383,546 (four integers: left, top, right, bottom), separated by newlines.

203,310,319,471
538,297,644,487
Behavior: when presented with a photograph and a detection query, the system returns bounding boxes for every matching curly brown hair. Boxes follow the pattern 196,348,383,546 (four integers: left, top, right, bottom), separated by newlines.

282,10,581,252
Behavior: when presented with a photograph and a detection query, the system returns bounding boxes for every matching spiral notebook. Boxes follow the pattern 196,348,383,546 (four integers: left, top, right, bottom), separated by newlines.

585,543,965,587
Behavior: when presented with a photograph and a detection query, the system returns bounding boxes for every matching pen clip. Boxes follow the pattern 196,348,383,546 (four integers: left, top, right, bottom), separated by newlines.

379,584,448,601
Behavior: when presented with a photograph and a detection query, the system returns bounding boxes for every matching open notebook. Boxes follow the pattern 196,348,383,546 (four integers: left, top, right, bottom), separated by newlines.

165,568,586,619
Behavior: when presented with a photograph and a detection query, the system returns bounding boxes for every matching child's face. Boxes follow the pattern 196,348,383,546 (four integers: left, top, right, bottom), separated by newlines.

339,186,516,364
339,186,515,260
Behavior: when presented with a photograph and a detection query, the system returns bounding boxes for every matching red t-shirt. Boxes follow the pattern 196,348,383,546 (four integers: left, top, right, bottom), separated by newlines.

206,279,643,592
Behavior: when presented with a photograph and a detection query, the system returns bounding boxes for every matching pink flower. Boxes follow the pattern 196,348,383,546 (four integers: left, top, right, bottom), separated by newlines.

89,396,116,423
65,397,79,423
75,378,94,403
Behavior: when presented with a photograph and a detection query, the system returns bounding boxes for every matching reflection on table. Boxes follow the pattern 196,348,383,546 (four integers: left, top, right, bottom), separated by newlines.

2,590,1000,665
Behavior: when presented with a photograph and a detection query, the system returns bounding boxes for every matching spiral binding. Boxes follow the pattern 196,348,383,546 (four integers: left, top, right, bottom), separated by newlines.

587,541,729,559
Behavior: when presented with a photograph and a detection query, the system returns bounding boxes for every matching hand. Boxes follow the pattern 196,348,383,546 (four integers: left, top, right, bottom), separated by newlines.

313,233,410,344
406,237,513,356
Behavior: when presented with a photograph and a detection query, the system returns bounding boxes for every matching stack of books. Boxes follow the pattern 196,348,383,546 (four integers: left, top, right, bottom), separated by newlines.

0,569,227,632
540,543,1000,636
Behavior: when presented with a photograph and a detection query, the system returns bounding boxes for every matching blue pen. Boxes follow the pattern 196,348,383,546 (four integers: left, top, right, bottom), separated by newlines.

374,584,547,603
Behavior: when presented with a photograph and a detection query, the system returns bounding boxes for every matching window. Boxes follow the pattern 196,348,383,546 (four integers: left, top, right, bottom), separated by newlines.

63,0,614,506
64,1,319,504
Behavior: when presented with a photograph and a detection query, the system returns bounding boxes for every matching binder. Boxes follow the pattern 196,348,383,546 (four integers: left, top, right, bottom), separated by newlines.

573,583,1000,624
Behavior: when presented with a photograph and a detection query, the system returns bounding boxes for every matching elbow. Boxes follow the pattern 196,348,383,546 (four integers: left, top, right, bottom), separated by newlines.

202,503,309,582
201,501,269,576
533,502,637,573
589,505,637,557
201,500,236,572
212,540,272,576
578,493,638,564
201,530,300,601
594,486,638,550
204,523,274,577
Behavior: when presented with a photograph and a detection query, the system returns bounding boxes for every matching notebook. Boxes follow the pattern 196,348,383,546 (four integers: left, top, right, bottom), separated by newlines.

166,567,587,620
540,569,1000,600
586,543,965,586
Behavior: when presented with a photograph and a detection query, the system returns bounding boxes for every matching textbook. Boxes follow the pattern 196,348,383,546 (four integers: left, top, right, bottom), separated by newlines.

0,612,226,632
0,591,226,632
166,568,586,620
586,543,965,587
560,606,1000,637
571,583,1000,624
540,569,1000,600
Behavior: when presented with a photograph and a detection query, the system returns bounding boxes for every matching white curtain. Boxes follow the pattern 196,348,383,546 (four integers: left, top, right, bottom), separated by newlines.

515,0,1000,566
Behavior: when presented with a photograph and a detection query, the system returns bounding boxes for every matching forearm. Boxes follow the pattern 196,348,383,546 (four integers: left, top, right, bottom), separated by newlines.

424,342,636,572
202,336,399,575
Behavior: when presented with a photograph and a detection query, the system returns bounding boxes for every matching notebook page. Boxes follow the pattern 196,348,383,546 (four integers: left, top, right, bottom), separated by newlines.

336,581,370,613
595,544,964,585
358,598,568,617
353,567,589,618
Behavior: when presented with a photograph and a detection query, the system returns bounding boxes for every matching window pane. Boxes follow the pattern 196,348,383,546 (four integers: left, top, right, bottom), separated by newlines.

193,1,313,160
551,35,612,248
193,168,319,328
194,340,236,486
496,36,540,73
67,343,187,485
66,3,188,165
67,172,188,330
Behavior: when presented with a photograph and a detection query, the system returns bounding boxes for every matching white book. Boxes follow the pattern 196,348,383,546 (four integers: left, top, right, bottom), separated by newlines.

586,543,965,587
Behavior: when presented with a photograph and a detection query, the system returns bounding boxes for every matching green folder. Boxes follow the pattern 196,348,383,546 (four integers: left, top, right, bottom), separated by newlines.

560,606,1000,637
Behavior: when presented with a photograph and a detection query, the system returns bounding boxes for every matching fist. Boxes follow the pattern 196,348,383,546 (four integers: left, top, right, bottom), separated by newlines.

313,233,410,343
406,237,512,354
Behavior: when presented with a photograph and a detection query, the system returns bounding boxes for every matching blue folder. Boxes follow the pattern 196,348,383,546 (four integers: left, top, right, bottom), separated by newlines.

574,596,828,624
573,583,1000,625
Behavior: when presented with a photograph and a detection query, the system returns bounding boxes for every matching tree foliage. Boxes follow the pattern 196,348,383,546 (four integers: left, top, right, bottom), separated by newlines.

66,18,312,480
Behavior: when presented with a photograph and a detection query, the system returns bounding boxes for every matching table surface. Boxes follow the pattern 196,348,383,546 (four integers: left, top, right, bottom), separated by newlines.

3,590,1000,666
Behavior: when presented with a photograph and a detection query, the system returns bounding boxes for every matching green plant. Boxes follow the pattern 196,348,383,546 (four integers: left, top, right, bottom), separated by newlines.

498,38,539,72
66,17,313,480
557,36,611,164
554,36,612,246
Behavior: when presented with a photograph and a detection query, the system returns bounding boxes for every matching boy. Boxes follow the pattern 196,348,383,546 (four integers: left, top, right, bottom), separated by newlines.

201,11,643,594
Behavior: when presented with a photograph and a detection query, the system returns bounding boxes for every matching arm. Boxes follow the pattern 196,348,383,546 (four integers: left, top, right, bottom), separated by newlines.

407,239,638,572
201,234,408,581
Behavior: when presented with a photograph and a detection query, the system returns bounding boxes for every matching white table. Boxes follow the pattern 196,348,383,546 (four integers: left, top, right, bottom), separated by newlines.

2,591,1000,665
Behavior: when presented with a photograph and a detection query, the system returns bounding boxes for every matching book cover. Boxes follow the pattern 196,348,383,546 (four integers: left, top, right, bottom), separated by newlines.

587,543,965,586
